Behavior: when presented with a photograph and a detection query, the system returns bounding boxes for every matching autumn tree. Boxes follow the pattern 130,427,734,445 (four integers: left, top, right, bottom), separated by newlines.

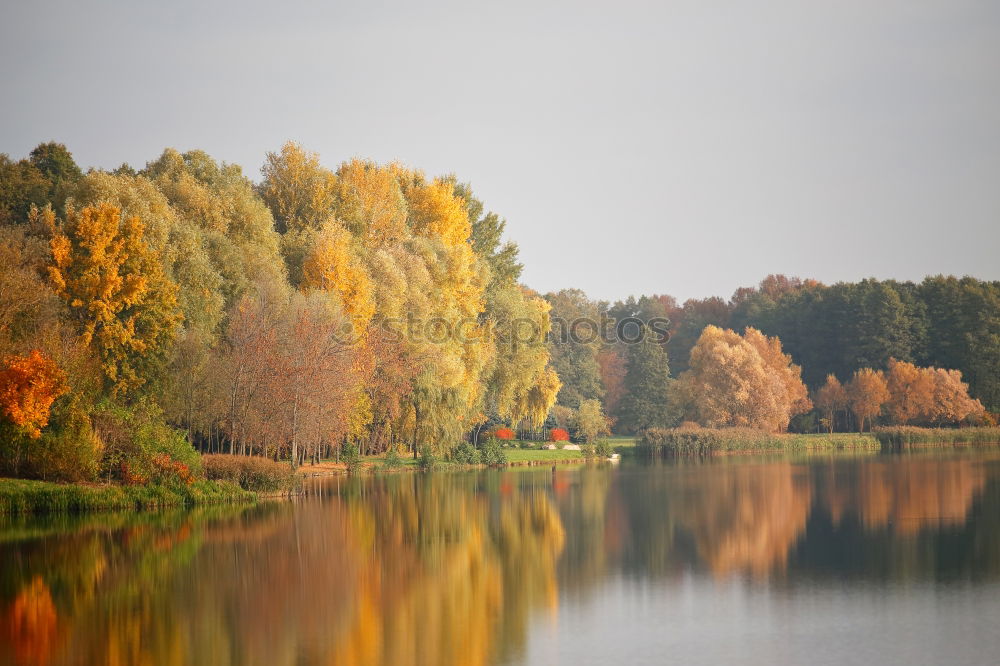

885,358,936,425
679,326,810,432
301,220,375,333
144,148,286,311
572,399,611,443
0,349,67,438
846,368,890,432
928,367,984,425
44,203,182,395
597,348,626,421
270,291,360,467
259,141,338,234
813,374,848,433
335,158,408,246
71,169,225,337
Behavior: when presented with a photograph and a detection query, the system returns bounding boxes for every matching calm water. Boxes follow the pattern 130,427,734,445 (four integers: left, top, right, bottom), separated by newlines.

3,450,1000,665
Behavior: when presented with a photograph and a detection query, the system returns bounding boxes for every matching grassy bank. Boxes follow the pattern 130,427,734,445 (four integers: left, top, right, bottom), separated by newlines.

0,477,256,515
638,428,879,456
873,426,1000,449
505,448,585,463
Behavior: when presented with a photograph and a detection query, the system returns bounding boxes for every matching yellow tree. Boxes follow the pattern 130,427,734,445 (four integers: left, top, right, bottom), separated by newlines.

846,368,890,432
742,327,812,417
44,203,181,395
514,366,562,430
405,177,471,248
259,141,338,234
929,368,984,425
335,159,408,246
885,358,937,424
480,284,555,426
301,220,375,334
813,374,848,432
681,326,810,432
572,399,611,443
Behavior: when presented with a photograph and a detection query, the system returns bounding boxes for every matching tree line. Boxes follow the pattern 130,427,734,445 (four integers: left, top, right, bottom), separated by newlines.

1,141,996,484
0,142,560,480
544,272,997,434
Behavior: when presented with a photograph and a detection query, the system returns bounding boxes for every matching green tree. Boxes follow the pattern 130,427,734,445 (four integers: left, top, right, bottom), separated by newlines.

617,327,672,433
545,289,604,408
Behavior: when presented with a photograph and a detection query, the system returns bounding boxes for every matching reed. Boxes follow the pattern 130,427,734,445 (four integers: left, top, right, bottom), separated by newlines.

0,477,255,515
873,426,1000,449
638,428,878,456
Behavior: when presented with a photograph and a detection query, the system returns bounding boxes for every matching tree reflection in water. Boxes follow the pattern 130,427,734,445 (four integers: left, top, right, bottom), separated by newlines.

3,452,1000,665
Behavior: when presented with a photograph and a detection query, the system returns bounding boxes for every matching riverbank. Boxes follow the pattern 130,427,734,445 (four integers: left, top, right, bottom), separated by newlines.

0,477,256,514
638,428,880,456
873,426,1000,449
296,441,638,477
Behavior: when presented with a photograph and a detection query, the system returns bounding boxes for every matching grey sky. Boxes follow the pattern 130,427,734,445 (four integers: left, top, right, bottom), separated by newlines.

2,0,998,302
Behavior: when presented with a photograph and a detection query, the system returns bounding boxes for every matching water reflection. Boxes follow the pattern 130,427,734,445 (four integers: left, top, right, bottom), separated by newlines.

3,451,1000,665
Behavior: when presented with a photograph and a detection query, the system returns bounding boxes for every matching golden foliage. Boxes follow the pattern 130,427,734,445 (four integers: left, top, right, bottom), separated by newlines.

335,159,408,246
44,203,182,394
301,220,376,333
847,368,890,432
680,325,810,432
260,141,338,233
814,374,848,432
404,177,471,248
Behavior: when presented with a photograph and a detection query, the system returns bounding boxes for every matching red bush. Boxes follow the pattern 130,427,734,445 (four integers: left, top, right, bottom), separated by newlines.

494,427,515,441
549,428,569,442
152,453,193,485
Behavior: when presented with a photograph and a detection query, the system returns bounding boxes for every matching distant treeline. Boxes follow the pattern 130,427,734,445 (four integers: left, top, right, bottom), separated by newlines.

546,274,999,434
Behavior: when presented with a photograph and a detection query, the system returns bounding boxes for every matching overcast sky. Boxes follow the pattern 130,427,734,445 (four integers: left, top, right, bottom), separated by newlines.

2,0,998,302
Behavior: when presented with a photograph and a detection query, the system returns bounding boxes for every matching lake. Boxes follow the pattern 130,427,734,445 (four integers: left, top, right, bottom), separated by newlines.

3,449,1000,665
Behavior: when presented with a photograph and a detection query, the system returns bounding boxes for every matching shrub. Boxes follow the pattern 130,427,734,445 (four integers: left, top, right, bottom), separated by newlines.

451,441,481,465
341,444,363,475
202,454,296,493
382,447,403,469
595,440,614,458
1,397,100,482
549,428,569,442
571,399,611,443
93,400,202,484
417,446,437,471
494,427,515,441
151,453,193,486
480,438,507,466
580,444,595,459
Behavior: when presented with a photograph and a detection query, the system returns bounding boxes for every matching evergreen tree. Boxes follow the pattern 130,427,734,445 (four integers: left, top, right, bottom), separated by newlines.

617,327,672,433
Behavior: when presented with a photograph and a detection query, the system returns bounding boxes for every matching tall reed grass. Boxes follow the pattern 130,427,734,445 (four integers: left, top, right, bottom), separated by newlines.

638,428,878,456
0,477,255,514
873,426,1000,449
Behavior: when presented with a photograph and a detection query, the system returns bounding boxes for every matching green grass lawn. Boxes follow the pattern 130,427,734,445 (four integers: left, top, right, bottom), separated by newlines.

505,448,584,463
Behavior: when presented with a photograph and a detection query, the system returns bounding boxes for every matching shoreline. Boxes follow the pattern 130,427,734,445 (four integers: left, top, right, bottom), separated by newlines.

0,477,258,516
